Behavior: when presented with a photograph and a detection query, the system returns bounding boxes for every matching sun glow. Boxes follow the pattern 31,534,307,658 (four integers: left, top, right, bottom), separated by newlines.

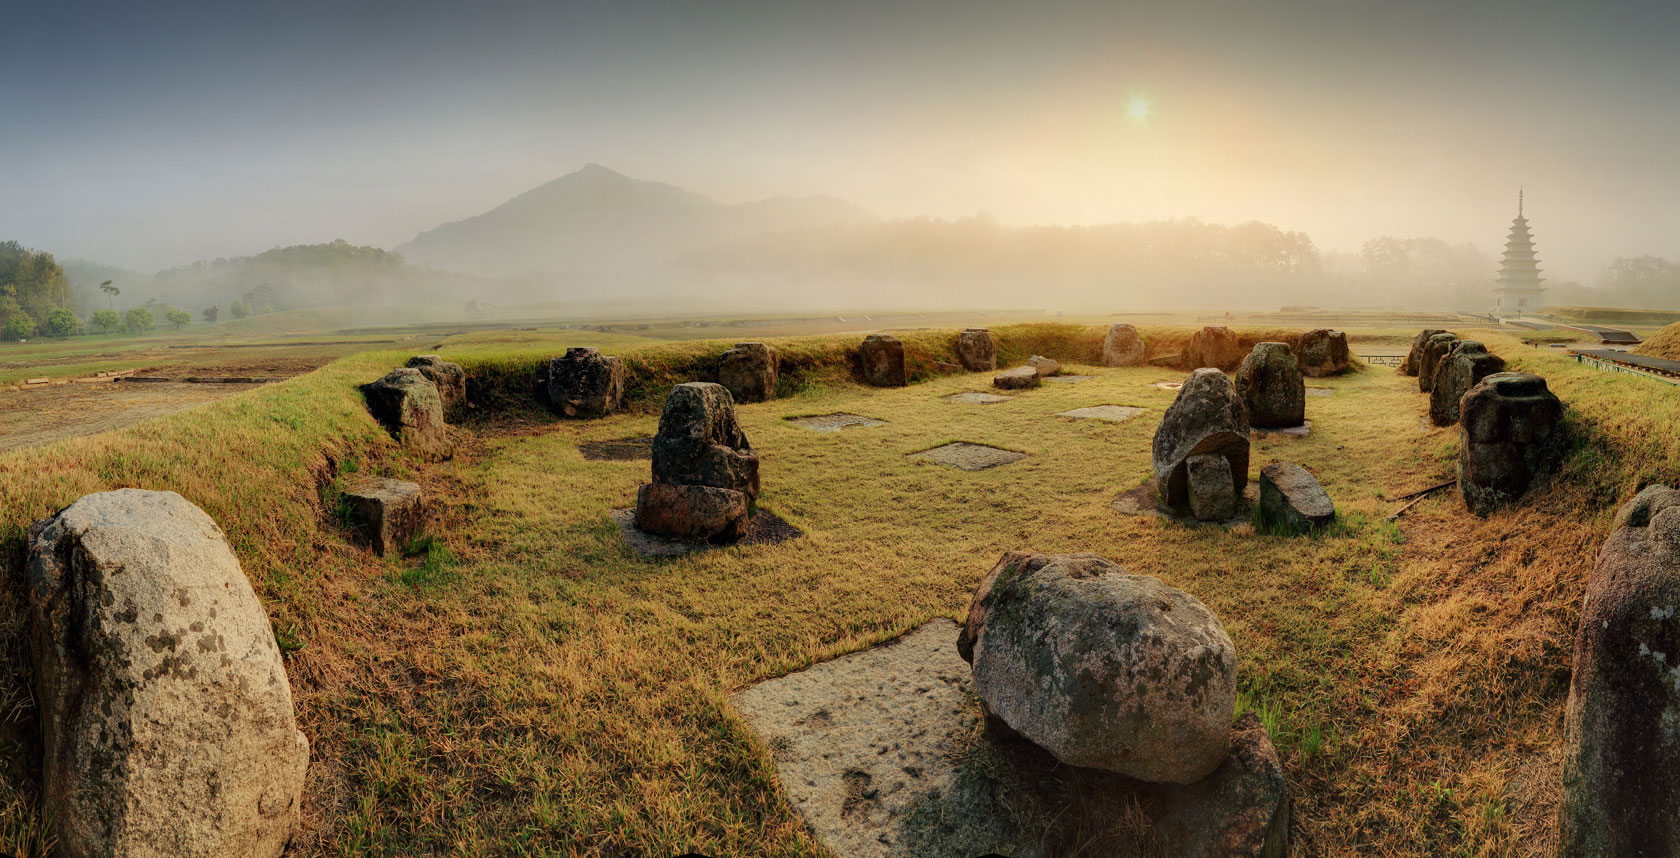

1126,95,1152,123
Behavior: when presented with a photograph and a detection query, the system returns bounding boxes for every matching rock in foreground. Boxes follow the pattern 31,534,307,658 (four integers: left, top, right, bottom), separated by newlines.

956,327,997,371
1103,323,1148,367
1458,372,1565,516
28,489,309,858
1258,462,1334,533
1295,329,1350,378
717,341,778,403
859,333,907,386
405,354,466,416
636,382,759,542
343,477,425,557
1235,342,1305,428
1153,368,1251,520
360,367,451,458
548,347,626,418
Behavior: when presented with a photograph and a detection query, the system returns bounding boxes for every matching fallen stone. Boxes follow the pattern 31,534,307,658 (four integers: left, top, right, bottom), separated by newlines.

1103,323,1147,367
343,477,425,557
1027,355,1061,377
1056,405,1145,422
360,367,451,459
859,334,907,387
1258,463,1334,533
27,489,309,858
405,354,466,415
1458,372,1565,516
1417,332,1460,393
1188,326,1244,371
1152,368,1250,517
718,342,778,403
1235,342,1305,428
1403,329,1449,376
946,391,1013,404
909,442,1025,471
785,412,886,432
548,347,626,418
1296,329,1350,378
993,366,1041,390
956,328,997,372
1429,341,1505,426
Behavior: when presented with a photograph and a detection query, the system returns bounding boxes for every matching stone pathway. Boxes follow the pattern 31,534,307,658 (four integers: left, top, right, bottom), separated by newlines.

610,508,803,557
1056,405,1145,423
785,413,887,432
907,442,1026,471
944,392,1013,404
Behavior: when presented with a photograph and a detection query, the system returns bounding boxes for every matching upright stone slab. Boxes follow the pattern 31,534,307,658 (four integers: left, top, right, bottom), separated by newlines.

1457,372,1565,516
27,490,309,858
1186,454,1237,521
548,347,626,418
955,327,997,372
1561,485,1680,857
1188,326,1244,371
1102,323,1147,367
1235,342,1305,429
635,382,759,542
1258,462,1335,533
1403,329,1449,376
405,354,466,416
1429,341,1505,426
859,334,907,387
343,477,425,557
1417,332,1460,393
1153,368,1250,519
1296,329,1350,377
360,367,451,459
717,342,778,403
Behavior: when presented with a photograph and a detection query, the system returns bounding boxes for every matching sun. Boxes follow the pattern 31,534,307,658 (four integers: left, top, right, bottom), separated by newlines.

1126,95,1152,124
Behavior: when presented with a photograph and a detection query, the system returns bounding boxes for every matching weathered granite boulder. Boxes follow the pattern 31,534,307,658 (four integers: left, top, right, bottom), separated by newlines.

859,334,907,387
957,552,1236,784
1027,355,1061,377
993,366,1040,390
717,342,778,403
1429,341,1505,426
636,382,759,541
27,490,309,858
1152,712,1291,858
343,477,425,557
1102,323,1148,367
1458,372,1565,516
1296,329,1350,378
633,482,749,543
360,368,450,458
1417,332,1460,393
1235,342,1305,429
1561,485,1680,857
1186,454,1237,521
405,354,466,416
1258,463,1334,533
956,328,997,372
548,347,626,418
1403,329,1449,376
1187,326,1244,371
1153,369,1250,518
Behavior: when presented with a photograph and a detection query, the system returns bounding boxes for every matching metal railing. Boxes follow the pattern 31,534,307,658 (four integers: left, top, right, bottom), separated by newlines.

1359,354,1406,367
1574,353,1680,386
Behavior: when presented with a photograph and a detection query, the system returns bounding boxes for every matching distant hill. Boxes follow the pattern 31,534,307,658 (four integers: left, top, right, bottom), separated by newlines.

396,164,875,279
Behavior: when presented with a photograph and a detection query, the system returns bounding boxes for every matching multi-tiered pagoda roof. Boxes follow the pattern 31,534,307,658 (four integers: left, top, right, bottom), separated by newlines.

1494,191,1544,314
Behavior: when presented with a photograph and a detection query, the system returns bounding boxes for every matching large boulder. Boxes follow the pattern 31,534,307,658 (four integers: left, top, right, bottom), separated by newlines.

1258,462,1335,533
1153,369,1250,519
955,328,997,372
343,477,425,557
548,347,626,418
859,334,907,387
405,354,466,416
1458,372,1565,516
1561,486,1680,857
1428,341,1506,426
717,342,778,403
1296,329,1350,378
1235,342,1305,428
360,368,451,458
27,490,309,858
1102,323,1147,367
1402,329,1449,376
993,366,1040,390
636,382,760,541
1187,326,1244,371
1417,332,1460,393
1027,355,1061,378
958,552,1236,784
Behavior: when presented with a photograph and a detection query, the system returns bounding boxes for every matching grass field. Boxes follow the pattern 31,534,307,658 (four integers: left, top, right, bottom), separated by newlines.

1,323,1677,856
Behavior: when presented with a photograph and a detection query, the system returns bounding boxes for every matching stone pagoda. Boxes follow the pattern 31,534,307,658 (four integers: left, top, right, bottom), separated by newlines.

1493,190,1544,316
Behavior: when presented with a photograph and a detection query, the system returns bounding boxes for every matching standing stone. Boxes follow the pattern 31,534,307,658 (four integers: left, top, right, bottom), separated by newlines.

1258,463,1335,533
992,366,1040,390
1152,368,1250,518
957,552,1237,784
717,342,778,403
1102,323,1148,367
955,328,997,372
1296,329,1350,378
548,347,627,418
1429,341,1506,426
342,477,425,557
1458,372,1565,516
405,355,466,416
635,382,759,542
1417,333,1460,393
1235,343,1306,429
859,334,907,387
360,368,451,459
1403,329,1449,376
1561,486,1680,857
27,490,309,858
1186,454,1237,521
1027,355,1061,378
1187,326,1244,371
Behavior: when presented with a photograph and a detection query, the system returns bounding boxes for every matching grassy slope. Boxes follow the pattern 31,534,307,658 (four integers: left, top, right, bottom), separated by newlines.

1635,321,1680,360
0,325,1676,856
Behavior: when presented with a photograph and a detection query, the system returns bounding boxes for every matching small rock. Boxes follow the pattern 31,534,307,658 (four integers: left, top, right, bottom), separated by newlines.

405,354,466,416
1027,355,1061,377
1417,333,1460,393
956,328,997,372
717,342,778,403
1429,341,1505,426
1103,323,1148,367
1295,329,1350,378
859,334,907,387
1458,372,1565,516
548,347,627,418
1188,326,1244,371
1153,368,1250,517
343,477,425,557
360,368,451,459
993,366,1041,390
1258,463,1334,533
1235,342,1305,429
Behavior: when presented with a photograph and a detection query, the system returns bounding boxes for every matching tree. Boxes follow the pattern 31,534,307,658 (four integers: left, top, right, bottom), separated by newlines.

3,312,35,341
202,305,219,323
165,309,191,331
99,280,118,309
91,309,121,334
123,307,155,333
0,242,73,321
230,300,250,319
43,307,80,338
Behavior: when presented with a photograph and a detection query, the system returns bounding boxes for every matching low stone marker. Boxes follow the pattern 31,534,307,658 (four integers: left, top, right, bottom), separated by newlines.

343,477,425,556
718,342,778,403
945,391,1013,404
1417,332,1460,393
1402,329,1449,376
27,489,309,858
1153,368,1251,521
634,382,759,543
859,334,907,387
1188,326,1244,371
784,412,886,432
1258,462,1334,533
1056,405,1145,423
1428,341,1505,426
360,368,451,459
1458,372,1565,516
992,366,1040,390
1235,342,1305,429
955,327,997,372
1103,323,1147,367
405,354,466,415
548,347,626,418
1561,485,1680,856
908,442,1025,471
1027,355,1061,377
1296,329,1350,377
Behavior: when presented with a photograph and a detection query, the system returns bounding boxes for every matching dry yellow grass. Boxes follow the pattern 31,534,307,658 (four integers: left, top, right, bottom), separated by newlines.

1635,321,1680,361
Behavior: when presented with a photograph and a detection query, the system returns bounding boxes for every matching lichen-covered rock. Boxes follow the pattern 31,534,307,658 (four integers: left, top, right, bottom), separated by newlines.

27,490,309,858
1296,329,1350,378
1235,342,1305,428
717,342,778,403
1458,372,1565,516
1027,355,1061,377
1560,485,1680,857
859,334,907,387
636,382,759,541
1151,712,1290,858
633,482,750,542
956,328,997,372
405,354,466,416
1258,462,1334,533
993,366,1040,390
1429,341,1505,426
360,368,451,459
1153,368,1250,516
1417,333,1460,393
1103,323,1147,367
547,347,626,418
1403,329,1449,376
343,477,425,557
1186,454,1237,521
957,552,1236,783
1187,326,1244,371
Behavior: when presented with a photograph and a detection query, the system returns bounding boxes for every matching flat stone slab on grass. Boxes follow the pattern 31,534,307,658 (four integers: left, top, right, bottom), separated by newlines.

786,413,887,433
908,442,1026,471
944,392,1013,404
1112,477,1260,528
1056,405,1146,423
1305,387,1335,398
1152,380,1184,391
1043,375,1097,383
578,436,654,461
611,508,803,558
1251,420,1311,438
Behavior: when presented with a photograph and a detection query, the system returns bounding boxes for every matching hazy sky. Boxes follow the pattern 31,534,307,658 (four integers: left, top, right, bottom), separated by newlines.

3,0,1677,280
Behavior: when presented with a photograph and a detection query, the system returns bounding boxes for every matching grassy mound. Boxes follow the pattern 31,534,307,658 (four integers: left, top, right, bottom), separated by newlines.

1635,321,1680,360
